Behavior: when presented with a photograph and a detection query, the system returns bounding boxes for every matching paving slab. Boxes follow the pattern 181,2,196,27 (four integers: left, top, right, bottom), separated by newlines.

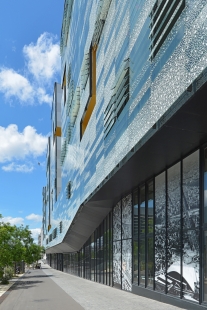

0,267,83,310
41,262,187,310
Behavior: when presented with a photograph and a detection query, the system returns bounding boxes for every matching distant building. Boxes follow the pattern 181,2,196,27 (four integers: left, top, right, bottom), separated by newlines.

38,233,41,247
42,0,207,308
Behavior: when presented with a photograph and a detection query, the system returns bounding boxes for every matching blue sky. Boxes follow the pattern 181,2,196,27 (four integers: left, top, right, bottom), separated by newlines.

0,0,64,242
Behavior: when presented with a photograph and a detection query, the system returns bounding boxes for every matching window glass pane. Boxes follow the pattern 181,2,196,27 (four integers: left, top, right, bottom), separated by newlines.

147,180,154,288
148,181,154,234
96,231,100,282
140,185,145,235
113,201,121,241
113,241,122,289
104,219,107,285
100,225,104,284
204,148,207,223
109,213,113,286
147,237,153,288
167,162,181,297
183,150,199,230
122,194,132,239
140,238,145,286
91,233,95,281
182,150,199,303
122,239,132,291
155,172,166,293
133,189,138,284
204,231,207,302
85,241,91,280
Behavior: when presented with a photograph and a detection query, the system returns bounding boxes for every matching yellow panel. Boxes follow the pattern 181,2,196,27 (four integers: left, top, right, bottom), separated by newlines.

55,126,62,137
81,47,96,138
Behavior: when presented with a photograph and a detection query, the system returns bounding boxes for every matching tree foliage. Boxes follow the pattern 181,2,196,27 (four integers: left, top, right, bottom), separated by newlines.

0,214,44,279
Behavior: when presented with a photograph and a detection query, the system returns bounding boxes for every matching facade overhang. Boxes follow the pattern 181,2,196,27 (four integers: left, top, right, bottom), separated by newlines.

46,71,207,254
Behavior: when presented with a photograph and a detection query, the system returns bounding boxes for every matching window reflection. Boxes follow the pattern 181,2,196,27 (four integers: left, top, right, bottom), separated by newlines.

140,186,145,235
133,189,138,284
204,148,207,223
204,231,207,302
147,181,154,288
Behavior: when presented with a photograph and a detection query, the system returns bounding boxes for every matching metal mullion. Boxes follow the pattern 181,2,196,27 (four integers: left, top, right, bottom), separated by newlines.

132,190,134,285
200,147,204,304
138,186,140,286
145,183,148,288
101,222,104,284
165,169,168,295
153,177,155,290
180,160,183,300
105,216,108,286
111,210,113,287
121,197,123,290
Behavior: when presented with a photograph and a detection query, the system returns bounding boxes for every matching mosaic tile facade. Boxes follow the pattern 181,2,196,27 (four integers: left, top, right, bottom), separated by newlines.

43,0,207,254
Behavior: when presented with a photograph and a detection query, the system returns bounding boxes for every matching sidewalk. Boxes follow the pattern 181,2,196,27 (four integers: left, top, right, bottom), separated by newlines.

41,262,186,310
0,262,187,310
0,273,25,304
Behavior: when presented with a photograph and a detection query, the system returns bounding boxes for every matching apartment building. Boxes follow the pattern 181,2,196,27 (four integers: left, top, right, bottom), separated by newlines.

42,0,207,308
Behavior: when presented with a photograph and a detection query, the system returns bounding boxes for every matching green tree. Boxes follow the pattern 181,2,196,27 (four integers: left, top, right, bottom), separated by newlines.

0,214,44,282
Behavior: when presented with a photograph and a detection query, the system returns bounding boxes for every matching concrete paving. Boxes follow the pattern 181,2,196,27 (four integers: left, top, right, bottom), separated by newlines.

0,262,187,310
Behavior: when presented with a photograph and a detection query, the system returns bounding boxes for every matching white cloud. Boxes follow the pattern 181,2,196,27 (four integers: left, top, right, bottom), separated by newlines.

2,162,34,173
0,124,48,163
1,216,24,225
23,32,60,81
30,228,41,243
0,33,60,106
0,68,34,103
37,87,52,105
26,213,42,222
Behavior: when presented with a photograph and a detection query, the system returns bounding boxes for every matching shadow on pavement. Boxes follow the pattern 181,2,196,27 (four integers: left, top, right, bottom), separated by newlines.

23,274,53,279
11,280,43,290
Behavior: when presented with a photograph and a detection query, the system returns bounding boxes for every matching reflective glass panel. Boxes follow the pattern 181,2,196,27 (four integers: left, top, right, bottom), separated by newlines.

147,180,154,288
113,202,121,241
140,238,145,286
148,181,154,234
113,241,121,288
204,231,207,302
182,151,200,303
147,237,153,288
140,186,145,235
155,172,166,292
122,239,132,291
122,194,132,239
167,163,181,297
204,148,207,223
133,189,138,284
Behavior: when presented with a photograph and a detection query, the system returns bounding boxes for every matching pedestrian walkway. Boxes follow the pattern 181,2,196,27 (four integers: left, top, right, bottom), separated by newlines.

42,263,186,310
0,262,187,310
0,273,25,306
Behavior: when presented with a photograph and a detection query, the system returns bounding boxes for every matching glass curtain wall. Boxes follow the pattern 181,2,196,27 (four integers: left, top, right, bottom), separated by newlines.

204,148,207,303
133,182,154,288
46,148,207,304
59,213,113,286
133,189,138,284
154,150,200,303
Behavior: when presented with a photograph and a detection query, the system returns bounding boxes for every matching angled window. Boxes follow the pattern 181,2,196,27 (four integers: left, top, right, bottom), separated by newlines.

80,45,96,140
62,66,67,105
67,181,72,199
53,228,57,239
104,59,130,138
81,53,90,91
149,0,185,60
59,221,63,233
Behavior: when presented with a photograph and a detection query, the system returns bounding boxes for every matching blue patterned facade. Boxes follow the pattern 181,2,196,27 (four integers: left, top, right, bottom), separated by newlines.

43,0,207,308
